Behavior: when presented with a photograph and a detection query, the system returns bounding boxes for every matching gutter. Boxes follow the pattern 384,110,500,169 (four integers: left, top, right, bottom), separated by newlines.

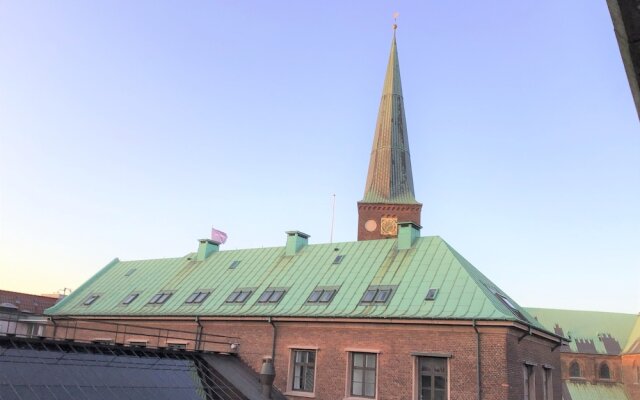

473,319,481,400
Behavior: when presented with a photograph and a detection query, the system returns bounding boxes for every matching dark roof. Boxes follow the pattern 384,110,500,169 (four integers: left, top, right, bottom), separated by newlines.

607,0,640,120
0,336,281,400
0,290,58,314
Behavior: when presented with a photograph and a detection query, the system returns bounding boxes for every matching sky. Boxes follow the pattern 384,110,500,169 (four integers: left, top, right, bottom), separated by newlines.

0,1,638,313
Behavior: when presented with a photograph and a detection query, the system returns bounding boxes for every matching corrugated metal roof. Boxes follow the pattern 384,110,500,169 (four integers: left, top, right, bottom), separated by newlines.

564,381,630,400
526,308,639,355
47,236,544,330
362,33,418,205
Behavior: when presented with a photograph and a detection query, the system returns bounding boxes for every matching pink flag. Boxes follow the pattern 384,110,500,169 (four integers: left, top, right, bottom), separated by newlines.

211,227,228,244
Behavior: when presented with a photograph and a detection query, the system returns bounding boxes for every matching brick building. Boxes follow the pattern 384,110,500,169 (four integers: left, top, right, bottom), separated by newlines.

41,28,636,400
0,290,58,338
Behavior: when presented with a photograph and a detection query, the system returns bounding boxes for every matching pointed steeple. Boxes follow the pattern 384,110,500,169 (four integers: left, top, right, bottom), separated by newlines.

357,27,422,241
362,31,417,204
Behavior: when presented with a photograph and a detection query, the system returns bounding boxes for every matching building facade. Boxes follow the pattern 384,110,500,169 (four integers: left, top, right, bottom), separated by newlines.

43,29,640,400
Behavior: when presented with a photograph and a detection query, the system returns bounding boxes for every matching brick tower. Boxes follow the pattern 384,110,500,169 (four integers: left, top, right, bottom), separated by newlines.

358,28,422,241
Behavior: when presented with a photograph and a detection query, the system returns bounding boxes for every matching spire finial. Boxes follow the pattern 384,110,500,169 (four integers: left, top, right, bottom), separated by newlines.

393,11,399,32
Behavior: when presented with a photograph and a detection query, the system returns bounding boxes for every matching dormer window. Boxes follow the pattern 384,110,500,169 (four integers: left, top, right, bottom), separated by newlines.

225,289,253,304
122,293,139,305
148,292,172,305
185,291,211,304
307,288,338,304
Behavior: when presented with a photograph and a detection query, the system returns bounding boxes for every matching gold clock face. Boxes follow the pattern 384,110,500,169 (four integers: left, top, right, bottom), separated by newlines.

364,219,377,232
380,217,398,236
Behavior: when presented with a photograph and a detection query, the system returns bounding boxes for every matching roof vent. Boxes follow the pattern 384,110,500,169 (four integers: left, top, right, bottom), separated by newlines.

397,221,421,250
196,239,219,261
285,231,310,256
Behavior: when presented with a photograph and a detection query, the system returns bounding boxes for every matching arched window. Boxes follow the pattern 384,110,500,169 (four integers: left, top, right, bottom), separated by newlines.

569,361,581,378
599,362,611,379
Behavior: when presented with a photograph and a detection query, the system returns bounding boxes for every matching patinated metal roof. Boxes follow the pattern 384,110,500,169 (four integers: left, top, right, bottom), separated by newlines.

362,33,418,204
47,236,544,331
563,381,630,400
526,308,639,355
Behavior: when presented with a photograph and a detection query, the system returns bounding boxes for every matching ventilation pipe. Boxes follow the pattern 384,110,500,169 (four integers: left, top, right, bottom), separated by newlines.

397,222,421,250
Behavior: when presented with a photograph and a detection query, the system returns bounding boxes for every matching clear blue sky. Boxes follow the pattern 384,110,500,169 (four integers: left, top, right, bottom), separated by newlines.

1,1,638,313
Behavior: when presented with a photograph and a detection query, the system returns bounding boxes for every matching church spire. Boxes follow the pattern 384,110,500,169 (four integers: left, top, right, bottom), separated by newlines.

357,26,422,241
362,30,417,204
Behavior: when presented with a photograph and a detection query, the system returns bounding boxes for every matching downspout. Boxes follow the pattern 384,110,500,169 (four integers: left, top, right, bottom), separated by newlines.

268,316,277,361
473,319,481,400
50,317,57,338
195,316,203,351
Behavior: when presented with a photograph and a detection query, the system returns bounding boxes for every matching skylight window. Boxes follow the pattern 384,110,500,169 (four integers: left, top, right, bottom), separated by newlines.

495,293,527,322
225,289,253,304
307,288,338,304
229,260,241,269
83,295,100,306
332,255,345,264
185,291,211,304
122,293,139,305
360,286,396,305
257,289,286,304
424,288,438,301
148,292,172,305
124,268,136,277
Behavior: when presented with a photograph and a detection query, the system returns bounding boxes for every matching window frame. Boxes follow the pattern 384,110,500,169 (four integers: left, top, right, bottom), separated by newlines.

598,362,612,380
542,366,553,400
82,294,100,306
147,291,173,305
286,348,317,396
121,293,139,305
348,352,377,398
306,287,339,305
523,363,536,400
256,288,287,304
569,360,582,378
185,290,211,304
359,286,397,306
414,355,449,400
225,288,255,304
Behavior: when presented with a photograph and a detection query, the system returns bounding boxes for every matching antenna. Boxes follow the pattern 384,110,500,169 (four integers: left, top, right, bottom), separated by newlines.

330,194,336,243
393,11,399,31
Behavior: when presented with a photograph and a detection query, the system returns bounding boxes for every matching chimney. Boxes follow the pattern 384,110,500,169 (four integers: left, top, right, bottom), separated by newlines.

285,231,310,256
196,239,219,261
397,222,421,250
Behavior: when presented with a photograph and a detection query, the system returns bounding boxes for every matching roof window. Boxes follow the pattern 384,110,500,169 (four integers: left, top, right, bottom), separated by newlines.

495,293,527,321
424,288,438,301
148,292,172,305
83,295,100,306
225,289,253,304
122,293,139,305
332,255,345,264
229,260,241,269
125,268,136,277
307,288,338,304
185,291,211,304
360,286,396,305
257,289,286,304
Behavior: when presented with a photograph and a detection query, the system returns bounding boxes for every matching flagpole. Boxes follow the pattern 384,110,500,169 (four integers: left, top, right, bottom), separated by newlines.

330,194,336,243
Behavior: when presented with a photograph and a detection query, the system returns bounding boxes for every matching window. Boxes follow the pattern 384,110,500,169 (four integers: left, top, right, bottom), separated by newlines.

424,288,439,301
167,343,187,350
225,289,253,304
229,260,240,269
185,291,211,304
148,292,172,304
122,293,139,305
360,286,395,305
599,362,611,380
291,349,315,393
417,357,447,400
257,289,286,304
83,295,100,306
124,268,136,277
569,361,581,378
333,255,345,264
307,288,338,304
351,352,376,398
542,367,553,400
128,341,147,348
523,364,535,400
495,293,528,322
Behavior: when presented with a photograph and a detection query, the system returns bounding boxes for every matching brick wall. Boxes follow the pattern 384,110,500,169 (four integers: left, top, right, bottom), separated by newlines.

622,354,640,399
46,318,559,400
357,203,422,241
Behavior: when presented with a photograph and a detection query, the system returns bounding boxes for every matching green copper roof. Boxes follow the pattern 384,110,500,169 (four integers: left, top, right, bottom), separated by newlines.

526,308,639,355
564,381,630,400
47,236,543,330
362,33,418,204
